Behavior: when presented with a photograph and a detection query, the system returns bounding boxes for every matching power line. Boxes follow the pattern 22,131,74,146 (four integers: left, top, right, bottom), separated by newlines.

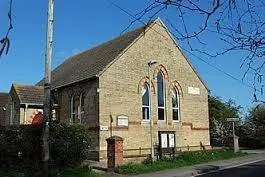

107,0,257,92
181,48,254,90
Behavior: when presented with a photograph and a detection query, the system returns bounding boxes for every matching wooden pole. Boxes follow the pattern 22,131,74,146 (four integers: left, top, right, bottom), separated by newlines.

43,0,54,176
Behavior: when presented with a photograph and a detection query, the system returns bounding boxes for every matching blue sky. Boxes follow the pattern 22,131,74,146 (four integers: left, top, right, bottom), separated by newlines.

0,0,264,114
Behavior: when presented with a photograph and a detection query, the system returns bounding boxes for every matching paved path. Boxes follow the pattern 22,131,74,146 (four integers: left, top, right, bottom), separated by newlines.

128,153,265,177
197,160,265,177
97,150,265,177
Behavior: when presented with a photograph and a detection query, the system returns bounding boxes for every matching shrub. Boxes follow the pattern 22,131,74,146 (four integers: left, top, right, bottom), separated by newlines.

50,122,91,166
0,121,91,172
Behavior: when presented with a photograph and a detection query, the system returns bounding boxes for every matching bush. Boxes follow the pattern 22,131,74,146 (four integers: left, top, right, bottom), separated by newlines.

50,122,91,166
0,122,91,172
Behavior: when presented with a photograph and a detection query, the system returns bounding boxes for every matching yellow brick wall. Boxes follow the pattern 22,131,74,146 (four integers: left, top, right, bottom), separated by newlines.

98,20,210,159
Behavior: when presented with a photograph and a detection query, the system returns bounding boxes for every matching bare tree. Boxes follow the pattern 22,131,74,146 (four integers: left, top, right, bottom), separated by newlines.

121,0,265,102
2,0,264,102
0,0,13,56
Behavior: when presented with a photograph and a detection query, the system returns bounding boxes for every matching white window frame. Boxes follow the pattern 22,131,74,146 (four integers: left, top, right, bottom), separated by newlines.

78,93,85,124
172,88,180,122
157,72,166,121
70,96,75,124
142,83,150,121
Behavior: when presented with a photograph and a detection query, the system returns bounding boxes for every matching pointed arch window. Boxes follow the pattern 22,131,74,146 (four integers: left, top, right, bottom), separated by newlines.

142,83,150,120
70,95,75,123
157,72,165,120
78,93,85,124
172,88,180,121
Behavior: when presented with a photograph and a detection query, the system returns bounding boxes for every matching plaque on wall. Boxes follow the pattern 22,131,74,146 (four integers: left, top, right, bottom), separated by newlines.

117,115,129,126
188,87,200,95
100,125,109,131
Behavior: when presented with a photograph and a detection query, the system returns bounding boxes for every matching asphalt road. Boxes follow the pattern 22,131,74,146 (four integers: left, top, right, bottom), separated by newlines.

198,160,265,177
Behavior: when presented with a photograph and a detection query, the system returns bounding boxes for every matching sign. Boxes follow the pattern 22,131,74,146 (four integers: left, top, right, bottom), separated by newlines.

161,134,168,148
159,131,176,149
226,118,240,122
100,125,109,131
169,134,175,148
117,115,129,126
188,87,200,95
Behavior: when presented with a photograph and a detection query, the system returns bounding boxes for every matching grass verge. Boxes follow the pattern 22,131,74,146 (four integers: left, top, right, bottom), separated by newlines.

116,149,247,174
0,167,101,177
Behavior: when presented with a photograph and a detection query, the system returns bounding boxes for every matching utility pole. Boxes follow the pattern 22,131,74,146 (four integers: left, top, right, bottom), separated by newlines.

148,60,157,161
43,0,54,176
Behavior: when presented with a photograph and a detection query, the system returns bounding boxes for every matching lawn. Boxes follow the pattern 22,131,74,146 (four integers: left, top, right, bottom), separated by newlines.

0,167,101,177
116,149,247,174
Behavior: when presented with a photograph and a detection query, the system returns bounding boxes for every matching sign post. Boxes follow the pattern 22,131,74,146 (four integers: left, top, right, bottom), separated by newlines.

226,118,240,153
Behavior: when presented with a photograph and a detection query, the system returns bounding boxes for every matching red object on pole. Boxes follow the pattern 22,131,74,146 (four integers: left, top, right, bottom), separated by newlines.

32,112,44,125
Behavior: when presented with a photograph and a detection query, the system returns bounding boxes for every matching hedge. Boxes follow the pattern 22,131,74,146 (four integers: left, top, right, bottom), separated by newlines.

0,121,91,172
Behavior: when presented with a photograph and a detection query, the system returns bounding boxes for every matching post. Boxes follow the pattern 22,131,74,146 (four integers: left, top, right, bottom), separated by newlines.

148,61,156,161
24,103,28,124
43,0,54,176
232,122,239,152
226,118,240,153
232,122,235,141
106,136,124,169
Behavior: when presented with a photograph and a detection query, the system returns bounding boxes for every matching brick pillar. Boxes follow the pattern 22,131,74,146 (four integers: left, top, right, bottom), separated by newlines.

106,136,124,169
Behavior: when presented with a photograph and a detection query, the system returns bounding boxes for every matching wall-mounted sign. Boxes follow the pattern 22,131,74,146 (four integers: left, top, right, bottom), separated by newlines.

159,131,176,149
117,115,129,126
188,87,200,95
100,125,109,131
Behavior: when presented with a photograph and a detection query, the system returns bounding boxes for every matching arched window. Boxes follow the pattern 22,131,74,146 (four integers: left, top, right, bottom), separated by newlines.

70,95,75,123
157,72,165,120
172,88,180,121
142,83,150,120
78,93,85,124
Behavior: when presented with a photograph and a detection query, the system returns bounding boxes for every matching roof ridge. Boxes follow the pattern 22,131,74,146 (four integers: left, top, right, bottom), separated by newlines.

37,22,151,88
51,23,149,73
13,83,43,88
69,24,148,61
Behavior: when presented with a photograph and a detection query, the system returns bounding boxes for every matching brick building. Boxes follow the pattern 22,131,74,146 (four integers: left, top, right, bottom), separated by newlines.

1,19,210,161
0,93,9,126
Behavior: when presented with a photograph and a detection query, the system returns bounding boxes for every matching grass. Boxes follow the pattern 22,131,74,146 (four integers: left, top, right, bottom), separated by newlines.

0,167,101,177
116,149,247,174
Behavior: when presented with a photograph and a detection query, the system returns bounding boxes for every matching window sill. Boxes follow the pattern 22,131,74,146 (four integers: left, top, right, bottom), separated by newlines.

173,120,181,123
141,120,150,125
157,120,166,124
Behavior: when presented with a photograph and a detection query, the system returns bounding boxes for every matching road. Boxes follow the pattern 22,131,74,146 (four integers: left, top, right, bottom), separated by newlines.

197,160,265,177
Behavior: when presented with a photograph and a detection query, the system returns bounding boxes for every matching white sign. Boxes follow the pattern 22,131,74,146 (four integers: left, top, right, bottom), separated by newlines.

188,87,200,95
100,125,109,131
226,118,240,122
169,134,175,148
161,134,168,148
117,115,129,126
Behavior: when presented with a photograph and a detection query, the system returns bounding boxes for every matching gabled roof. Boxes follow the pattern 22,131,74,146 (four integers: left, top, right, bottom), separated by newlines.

37,24,148,89
155,19,209,91
0,93,9,108
12,84,44,105
37,18,208,91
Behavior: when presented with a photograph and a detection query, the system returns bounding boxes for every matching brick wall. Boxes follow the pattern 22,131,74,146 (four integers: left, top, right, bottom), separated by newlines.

98,20,210,159
55,79,100,160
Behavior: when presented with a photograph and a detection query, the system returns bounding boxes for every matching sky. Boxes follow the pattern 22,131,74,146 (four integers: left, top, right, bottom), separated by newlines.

0,0,264,115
